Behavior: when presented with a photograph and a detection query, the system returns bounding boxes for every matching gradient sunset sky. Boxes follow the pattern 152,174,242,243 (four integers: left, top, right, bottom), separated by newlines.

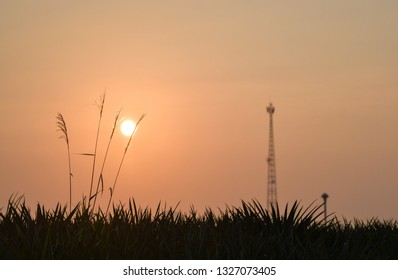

1,1,397,220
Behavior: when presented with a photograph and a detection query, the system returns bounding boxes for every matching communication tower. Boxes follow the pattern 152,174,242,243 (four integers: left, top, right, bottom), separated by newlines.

267,103,277,209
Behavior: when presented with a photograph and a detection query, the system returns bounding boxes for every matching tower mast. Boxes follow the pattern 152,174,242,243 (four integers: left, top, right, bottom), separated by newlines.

267,103,277,209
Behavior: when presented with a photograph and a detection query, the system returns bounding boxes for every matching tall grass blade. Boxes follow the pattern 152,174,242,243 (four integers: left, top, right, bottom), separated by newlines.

92,109,121,210
88,91,106,210
105,114,146,215
56,113,73,213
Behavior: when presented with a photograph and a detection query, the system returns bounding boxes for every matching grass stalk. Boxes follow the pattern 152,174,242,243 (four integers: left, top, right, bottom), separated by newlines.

88,92,106,209
56,113,73,213
91,109,122,210
105,114,146,215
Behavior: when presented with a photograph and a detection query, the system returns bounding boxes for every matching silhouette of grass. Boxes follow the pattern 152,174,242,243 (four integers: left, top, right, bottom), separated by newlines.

1,196,397,259
56,94,145,213
88,91,106,209
92,109,121,210
56,113,73,213
105,113,146,215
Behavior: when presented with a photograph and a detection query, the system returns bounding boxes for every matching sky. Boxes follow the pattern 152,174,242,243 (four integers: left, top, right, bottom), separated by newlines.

1,1,397,220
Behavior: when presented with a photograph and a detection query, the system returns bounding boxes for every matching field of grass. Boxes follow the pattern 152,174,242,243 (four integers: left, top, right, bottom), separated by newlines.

1,196,397,259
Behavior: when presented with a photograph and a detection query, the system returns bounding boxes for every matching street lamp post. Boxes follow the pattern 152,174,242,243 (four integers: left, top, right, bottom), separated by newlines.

321,193,329,225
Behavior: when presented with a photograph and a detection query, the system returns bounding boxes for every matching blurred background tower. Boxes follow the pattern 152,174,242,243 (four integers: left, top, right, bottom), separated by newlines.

321,193,329,224
267,103,277,209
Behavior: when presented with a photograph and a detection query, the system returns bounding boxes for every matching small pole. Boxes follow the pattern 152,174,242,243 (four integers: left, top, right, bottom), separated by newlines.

321,193,329,225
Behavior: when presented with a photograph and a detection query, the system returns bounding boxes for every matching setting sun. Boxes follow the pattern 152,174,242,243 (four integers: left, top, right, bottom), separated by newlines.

120,119,136,137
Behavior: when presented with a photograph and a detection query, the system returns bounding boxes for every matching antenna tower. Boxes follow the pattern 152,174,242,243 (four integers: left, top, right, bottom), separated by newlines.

267,103,277,209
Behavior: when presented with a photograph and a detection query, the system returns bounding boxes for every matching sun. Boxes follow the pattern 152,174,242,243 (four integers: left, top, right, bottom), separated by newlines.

120,119,136,137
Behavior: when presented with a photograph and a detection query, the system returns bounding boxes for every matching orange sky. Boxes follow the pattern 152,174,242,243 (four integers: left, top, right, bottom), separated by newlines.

1,1,397,220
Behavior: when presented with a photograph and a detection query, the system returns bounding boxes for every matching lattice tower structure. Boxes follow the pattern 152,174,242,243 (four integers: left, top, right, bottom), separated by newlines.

267,103,277,209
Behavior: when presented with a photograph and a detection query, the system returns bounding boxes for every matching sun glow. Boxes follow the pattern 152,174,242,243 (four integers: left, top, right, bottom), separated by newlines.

120,119,136,137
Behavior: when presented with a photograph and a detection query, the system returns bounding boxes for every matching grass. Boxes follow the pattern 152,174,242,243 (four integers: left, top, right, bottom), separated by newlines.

88,92,106,209
92,108,121,210
105,113,146,215
56,94,145,213
1,196,397,259
56,113,72,213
